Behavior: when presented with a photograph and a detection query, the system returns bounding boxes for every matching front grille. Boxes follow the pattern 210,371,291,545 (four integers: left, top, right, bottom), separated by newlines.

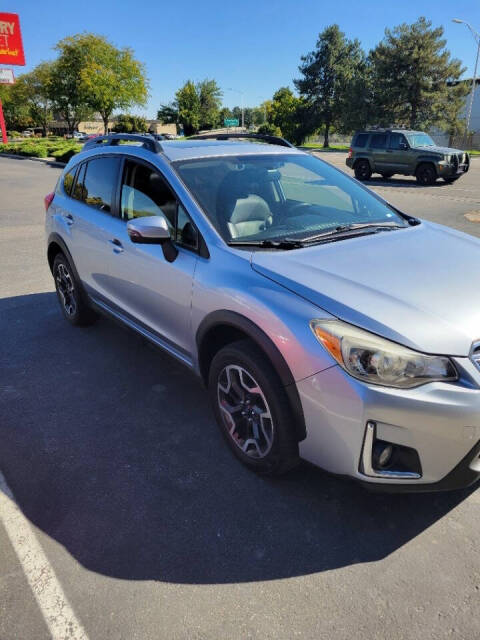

470,342,480,372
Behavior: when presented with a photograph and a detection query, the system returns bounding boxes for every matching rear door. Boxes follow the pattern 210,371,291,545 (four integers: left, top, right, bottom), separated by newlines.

368,133,389,172
61,156,122,300
98,157,199,359
387,132,410,172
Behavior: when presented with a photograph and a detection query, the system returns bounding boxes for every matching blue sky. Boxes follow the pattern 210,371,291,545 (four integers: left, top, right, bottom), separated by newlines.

7,0,480,117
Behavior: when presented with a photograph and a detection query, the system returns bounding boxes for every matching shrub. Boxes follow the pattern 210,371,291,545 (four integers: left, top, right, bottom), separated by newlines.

51,147,79,163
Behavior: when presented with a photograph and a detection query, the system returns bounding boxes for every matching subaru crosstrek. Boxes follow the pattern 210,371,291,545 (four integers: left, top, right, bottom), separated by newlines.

45,133,480,491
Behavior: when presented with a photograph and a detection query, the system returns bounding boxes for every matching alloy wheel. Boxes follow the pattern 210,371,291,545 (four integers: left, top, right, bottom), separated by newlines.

217,365,274,458
55,263,77,316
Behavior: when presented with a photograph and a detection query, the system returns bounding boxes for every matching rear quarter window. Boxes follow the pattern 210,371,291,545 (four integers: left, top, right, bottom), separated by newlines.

57,166,77,196
353,133,369,148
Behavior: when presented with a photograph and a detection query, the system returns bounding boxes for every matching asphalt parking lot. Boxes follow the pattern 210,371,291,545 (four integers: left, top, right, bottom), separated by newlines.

1,154,480,640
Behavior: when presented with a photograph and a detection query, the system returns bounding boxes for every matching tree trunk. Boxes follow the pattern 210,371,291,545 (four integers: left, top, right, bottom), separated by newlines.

103,114,109,135
323,123,330,148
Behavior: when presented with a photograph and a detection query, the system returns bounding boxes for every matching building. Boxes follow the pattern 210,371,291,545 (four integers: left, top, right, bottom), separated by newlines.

48,116,177,137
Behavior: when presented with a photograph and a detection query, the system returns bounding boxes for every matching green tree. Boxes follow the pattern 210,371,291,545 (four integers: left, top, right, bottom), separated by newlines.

176,81,200,136
113,114,148,133
369,17,468,130
295,25,365,147
78,34,148,134
218,106,232,126
48,36,94,134
0,83,32,131
16,62,54,136
197,78,222,130
157,102,178,124
270,87,304,143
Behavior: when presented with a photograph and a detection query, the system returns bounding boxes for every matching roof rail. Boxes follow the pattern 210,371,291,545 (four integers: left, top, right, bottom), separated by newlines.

188,132,295,148
82,133,163,153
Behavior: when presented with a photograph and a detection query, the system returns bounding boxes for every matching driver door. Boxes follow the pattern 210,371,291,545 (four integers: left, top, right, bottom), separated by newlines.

102,158,199,359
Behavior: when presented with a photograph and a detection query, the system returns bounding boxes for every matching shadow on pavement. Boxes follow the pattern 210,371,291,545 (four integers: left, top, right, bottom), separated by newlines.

0,292,476,584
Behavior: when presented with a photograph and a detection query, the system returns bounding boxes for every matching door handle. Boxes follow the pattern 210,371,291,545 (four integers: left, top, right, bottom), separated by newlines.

109,238,124,254
64,213,74,226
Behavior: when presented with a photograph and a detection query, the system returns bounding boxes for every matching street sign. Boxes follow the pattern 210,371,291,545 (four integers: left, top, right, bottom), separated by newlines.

0,68,15,84
0,13,25,66
224,118,239,127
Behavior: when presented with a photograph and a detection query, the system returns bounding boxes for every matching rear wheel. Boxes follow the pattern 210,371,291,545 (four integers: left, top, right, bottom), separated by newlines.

53,253,97,326
208,340,299,475
415,163,437,186
354,159,372,181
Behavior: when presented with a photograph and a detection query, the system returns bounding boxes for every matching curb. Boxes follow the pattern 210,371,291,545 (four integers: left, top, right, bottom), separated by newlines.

0,153,66,167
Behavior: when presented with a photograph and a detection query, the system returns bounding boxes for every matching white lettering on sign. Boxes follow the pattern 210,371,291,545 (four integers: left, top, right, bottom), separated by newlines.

0,21,14,35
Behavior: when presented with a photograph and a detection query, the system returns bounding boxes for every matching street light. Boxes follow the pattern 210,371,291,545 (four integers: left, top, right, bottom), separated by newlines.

452,18,480,146
225,87,244,130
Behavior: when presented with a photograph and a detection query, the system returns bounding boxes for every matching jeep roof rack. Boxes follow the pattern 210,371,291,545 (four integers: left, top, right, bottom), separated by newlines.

188,132,295,148
82,133,163,153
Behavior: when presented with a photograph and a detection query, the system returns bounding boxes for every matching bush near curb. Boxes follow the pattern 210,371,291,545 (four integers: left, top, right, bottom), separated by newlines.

0,139,82,162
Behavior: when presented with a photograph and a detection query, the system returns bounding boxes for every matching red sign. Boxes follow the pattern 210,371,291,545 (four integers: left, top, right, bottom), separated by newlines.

0,13,25,66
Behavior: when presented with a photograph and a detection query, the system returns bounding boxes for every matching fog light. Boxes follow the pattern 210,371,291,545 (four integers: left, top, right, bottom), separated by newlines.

373,442,393,468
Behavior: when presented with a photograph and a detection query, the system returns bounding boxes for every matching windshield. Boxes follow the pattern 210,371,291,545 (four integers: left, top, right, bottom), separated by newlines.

407,133,435,148
173,153,407,244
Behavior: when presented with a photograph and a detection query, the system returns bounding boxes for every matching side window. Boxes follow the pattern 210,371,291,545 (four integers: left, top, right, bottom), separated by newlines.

81,157,121,212
121,160,198,249
72,163,87,201
354,133,368,148
370,134,387,149
389,133,408,150
120,160,175,232
59,166,77,196
177,204,198,248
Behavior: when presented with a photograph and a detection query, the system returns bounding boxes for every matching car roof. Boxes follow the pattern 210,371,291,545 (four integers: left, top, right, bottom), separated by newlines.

159,140,303,162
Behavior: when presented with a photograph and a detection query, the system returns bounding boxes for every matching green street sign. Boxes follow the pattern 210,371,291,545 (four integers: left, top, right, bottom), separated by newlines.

224,118,239,127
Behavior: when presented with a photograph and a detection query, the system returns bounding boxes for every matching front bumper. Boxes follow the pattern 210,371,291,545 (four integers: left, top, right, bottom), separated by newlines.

297,360,480,491
437,160,469,177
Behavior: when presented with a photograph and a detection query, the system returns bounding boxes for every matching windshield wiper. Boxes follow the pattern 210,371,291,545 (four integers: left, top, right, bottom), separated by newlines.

227,238,304,250
300,221,406,245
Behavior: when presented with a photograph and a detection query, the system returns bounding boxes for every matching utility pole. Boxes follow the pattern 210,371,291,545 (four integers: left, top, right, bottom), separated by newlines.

452,18,480,147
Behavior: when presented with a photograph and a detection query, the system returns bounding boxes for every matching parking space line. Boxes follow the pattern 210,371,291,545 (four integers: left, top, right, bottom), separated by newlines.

0,471,90,640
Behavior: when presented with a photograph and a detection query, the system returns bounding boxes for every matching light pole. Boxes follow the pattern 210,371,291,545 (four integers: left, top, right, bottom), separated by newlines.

452,18,480,147
226,87,244,130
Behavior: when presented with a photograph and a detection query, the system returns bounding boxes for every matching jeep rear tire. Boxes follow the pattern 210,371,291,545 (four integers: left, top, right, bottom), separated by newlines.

415,163,437,186
354,160,372,181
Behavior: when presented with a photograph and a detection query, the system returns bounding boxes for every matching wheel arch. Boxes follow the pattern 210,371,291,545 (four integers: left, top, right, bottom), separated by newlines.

196,310,306,441
47,233,87,300
415,158,439,176
353,155,373,170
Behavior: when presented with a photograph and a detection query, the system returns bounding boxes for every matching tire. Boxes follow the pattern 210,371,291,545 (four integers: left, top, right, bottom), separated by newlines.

415,163,437,186
354,159,372,181
52,253,98,326
381,172,394,180
443,176,459,184
208,339,299,475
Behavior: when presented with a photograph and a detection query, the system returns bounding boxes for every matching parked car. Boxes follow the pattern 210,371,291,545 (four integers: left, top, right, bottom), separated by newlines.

346,128,470,185
45,132,480,492
22,129,34,137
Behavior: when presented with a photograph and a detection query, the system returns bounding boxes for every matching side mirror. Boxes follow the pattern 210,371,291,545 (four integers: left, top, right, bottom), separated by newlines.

127,215,178,262
399,142,409,150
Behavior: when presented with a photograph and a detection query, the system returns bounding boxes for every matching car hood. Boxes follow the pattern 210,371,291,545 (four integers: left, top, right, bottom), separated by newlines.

412,145,465,156
251,222,480,356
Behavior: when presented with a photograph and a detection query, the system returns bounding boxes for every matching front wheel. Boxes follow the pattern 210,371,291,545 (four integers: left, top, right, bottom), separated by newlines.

416,163,437,186
208,340,299,475
354,160,372,181
443,176,459,184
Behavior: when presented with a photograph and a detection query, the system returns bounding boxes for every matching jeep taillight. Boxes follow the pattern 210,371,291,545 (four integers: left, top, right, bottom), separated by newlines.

44,192,54,211
347,148,353,158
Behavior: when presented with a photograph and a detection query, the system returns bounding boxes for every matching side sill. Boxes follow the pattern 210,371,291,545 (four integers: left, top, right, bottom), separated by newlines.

90,296,194,370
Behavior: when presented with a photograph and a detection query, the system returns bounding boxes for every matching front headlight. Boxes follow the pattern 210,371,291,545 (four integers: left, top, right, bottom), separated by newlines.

310,319,457,388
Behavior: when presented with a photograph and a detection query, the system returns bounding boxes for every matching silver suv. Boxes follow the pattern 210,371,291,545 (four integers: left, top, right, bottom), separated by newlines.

45,133,480,492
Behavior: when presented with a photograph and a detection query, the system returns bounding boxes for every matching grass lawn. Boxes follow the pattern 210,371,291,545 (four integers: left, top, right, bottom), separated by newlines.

300,143,350,151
